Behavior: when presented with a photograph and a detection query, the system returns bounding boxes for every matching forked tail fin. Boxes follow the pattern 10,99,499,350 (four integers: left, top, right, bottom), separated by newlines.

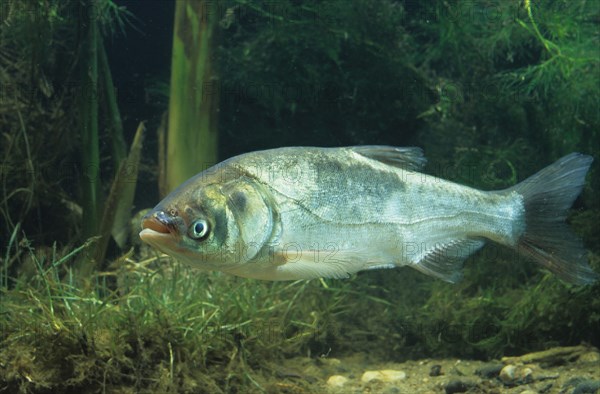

508,153,597,285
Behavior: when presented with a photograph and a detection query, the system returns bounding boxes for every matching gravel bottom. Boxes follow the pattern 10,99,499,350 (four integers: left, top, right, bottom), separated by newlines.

270,346,600,394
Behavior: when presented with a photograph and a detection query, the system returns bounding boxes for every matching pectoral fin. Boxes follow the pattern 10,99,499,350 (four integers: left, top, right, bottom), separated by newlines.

411,239,485,283
271,248,374,280
269,251,288,266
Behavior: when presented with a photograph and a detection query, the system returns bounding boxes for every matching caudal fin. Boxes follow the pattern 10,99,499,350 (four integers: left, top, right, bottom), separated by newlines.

509,153,597,285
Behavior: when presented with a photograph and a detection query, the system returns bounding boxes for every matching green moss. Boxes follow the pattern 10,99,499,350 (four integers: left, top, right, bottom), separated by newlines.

0,241,349,393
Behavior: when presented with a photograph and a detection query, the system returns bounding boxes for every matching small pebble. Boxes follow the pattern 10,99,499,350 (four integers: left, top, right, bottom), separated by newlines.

326,375,348,388
361,369,407,383
501,364,536,385
520,367,533,382
445,380,473,394
476,363,504,379
520,390,537,394
499,365,516,384
578,351,600,363
429,364,443,376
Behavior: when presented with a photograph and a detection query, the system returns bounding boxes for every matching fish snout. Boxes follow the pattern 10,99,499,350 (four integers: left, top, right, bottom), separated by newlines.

141,210,179,235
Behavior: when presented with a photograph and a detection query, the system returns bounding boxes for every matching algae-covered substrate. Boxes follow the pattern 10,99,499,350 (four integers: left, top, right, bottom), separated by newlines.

1,236,599,393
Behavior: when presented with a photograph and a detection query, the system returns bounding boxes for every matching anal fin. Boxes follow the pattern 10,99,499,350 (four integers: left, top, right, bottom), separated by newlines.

412,239,485,283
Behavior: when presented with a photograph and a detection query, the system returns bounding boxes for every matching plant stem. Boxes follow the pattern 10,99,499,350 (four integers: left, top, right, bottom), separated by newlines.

80,0,101,240
98,32,127,169
166,0,219,193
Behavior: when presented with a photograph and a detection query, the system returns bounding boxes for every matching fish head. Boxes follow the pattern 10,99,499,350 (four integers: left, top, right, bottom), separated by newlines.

139,169,276,271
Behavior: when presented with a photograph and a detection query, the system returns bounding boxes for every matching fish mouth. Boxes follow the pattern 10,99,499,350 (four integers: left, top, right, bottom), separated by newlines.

139,219,195,260
139,227,173,248
140,209,183,234
139,227,191,260
139,211,180,247
141,215,171,234
139,220,173,246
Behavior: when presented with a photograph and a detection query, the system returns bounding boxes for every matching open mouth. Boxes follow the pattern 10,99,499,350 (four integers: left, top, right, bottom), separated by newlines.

139,210,194,257
139,214,176,246
141,216,171,234
139,226,194,260
139,227,173,246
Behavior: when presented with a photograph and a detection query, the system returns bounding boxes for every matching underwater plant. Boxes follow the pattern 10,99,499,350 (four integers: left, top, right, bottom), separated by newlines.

0,230,347,393
164,0,220,195
1,1,599,392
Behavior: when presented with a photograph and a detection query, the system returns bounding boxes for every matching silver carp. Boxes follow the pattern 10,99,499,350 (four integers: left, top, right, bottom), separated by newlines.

139,146,597,284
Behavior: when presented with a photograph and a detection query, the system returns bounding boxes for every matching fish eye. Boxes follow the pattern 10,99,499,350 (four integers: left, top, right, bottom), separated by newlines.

189,219,210,240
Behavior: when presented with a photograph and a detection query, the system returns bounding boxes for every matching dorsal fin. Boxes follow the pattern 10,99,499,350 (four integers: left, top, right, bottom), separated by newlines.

350,146,427,171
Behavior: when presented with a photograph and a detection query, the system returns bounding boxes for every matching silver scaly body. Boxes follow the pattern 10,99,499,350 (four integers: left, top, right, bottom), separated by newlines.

140,146,597,285
223,147,522,281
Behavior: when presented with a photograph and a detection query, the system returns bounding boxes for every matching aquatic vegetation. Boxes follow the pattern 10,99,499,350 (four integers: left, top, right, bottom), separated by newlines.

0,0,138,262
0,236,351,393
1,1,78,249
404,0,600,359
165,0,220,195
77,0,143,261
218,0,431,154
89,122,145,276
413,0,599,178
79,0,101,240
1,1,599,392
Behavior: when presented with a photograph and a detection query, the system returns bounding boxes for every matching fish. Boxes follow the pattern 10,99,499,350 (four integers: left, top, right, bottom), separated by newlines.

139,146,598,284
